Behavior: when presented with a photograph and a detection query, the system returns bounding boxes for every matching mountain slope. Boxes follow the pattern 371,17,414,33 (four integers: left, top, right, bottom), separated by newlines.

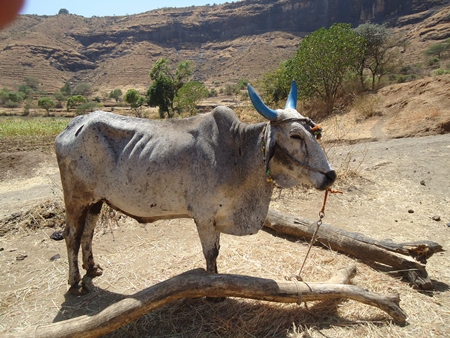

0,0,449,94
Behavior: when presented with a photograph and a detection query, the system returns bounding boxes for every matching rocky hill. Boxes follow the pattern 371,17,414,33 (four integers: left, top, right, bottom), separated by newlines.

0,0,449,94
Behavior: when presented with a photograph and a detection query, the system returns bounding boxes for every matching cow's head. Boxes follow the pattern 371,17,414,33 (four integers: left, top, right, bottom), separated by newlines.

248,81,336,190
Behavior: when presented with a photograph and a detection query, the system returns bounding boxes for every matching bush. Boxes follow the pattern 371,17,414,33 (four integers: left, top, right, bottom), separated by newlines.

73,82,92,97
427,57,440,67
224,84,233,96
352,94,381,119
208,88,218,97
76,102,98,115
4,101,19,108
389,74,417,84
433,68,450,76
109,89,123,102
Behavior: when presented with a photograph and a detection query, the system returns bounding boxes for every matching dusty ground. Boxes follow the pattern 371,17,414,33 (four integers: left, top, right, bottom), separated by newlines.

0,109,449,337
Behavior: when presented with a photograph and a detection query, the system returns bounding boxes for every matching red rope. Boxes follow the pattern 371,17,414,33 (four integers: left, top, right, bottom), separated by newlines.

320,188,343,215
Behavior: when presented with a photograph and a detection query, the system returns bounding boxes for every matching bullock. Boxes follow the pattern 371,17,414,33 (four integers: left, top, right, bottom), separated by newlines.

55,81,336,294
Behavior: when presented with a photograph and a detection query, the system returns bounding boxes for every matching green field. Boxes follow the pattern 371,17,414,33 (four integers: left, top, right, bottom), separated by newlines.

0,117,69,138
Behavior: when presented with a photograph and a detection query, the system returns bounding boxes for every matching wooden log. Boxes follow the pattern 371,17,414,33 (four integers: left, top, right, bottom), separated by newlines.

6,268,406,338
265,209,443,289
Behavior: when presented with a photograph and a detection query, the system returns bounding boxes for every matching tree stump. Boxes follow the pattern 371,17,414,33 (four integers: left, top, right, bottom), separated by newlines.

265,209,444,290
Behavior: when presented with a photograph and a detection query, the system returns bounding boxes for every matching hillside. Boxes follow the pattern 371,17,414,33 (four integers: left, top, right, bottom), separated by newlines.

0,0,449,95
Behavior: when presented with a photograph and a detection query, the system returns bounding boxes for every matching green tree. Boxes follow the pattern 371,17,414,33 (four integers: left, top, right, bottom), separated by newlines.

147,76,175,118
259,61,291,105
174,61,193,91
61,81,71,96
0,89,8,106
424,39,450,58
146,58,193,118
174,81,209,116
58,8,69,15
73,82,92,97
109,89,123,102
24,76,40,91
38,97,55,115
124,89,144,116
54,91,66,108
288,23,365,114
18,84,34,99
66,95,87,111
0,90,24,108
354,23,399,91
13,91,25,101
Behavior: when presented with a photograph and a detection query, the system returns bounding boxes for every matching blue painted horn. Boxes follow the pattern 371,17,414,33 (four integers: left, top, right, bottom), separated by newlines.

285,81,298,109
248,84,278,121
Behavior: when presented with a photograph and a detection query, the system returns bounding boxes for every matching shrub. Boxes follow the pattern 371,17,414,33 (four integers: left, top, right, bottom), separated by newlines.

433,68,450,76
76,102,98,115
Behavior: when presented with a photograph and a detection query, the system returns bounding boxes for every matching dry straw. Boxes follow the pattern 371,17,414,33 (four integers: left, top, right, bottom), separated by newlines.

1,198,448,337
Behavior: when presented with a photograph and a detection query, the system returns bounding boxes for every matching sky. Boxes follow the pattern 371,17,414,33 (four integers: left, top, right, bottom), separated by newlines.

20,0,237,17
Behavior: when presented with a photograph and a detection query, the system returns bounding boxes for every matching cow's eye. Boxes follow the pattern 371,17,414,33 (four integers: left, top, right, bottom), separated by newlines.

290,134,302,140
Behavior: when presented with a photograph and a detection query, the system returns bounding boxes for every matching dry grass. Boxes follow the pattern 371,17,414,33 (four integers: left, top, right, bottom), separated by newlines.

351,94,383,121
0,200,65,236
1,192,448,337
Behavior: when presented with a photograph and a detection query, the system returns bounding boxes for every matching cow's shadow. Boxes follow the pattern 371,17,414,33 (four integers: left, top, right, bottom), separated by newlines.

53,271,398,337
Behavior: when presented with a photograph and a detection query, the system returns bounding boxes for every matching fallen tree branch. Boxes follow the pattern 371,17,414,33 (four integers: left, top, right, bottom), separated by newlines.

6,268,406,338
265,209,444,289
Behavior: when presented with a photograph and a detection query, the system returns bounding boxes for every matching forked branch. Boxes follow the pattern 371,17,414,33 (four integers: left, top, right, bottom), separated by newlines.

9,267,406,338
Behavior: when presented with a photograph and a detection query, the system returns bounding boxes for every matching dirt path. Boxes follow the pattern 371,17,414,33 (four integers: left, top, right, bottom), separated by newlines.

0,151,61,218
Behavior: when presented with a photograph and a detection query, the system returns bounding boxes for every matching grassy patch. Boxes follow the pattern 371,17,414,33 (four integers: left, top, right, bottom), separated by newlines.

0,117,69,139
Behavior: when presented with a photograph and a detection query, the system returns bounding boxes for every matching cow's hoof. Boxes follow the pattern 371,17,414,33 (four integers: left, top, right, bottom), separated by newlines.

206,297,226,303
68,283,88,296
87,264,103,277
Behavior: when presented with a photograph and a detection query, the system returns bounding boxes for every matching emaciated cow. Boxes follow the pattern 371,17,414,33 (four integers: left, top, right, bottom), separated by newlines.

55,81,336,294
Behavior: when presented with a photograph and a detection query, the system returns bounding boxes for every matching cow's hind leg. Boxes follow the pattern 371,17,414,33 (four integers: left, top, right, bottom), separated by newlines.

81,201,103,278
64,205,89,295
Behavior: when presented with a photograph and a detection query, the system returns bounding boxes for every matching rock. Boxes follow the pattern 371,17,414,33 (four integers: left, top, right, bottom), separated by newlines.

50,231,64,241
50,254,61,261
408,209,414,213
16,254,27,261
432,215,441,221
420,180,426,186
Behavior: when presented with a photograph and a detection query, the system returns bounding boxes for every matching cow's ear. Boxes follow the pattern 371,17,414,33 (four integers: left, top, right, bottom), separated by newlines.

265,128,276,172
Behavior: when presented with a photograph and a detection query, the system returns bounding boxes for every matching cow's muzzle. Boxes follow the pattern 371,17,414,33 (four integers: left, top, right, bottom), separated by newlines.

317,170,337,190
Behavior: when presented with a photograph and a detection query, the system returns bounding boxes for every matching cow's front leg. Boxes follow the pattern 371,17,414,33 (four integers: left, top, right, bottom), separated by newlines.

81,201,103,278
196,223,220,274
196,221,225,302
